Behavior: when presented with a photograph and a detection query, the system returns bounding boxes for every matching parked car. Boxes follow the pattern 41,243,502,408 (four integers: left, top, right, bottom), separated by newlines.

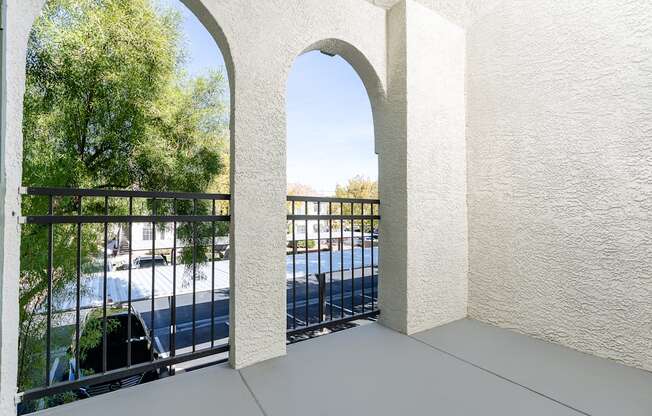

133,255,168,269
68,306,163,398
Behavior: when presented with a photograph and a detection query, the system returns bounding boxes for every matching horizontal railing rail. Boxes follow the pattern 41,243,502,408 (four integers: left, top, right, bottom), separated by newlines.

22,214,231,224
18,187,231,404
287,194,380,204
286,196,380,337
22,186,231,200
21,345,228,401
286,214,380,221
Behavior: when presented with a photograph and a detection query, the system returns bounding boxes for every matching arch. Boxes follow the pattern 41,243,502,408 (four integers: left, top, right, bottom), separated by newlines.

296,38,387,152
5,0,238,406
180,0,235,114
178,1,236,195
284,39,385,334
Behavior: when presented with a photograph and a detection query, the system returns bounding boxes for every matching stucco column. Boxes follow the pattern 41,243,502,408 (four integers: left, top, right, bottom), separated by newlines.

0,1,44,413
228,63,287,369
379,0,468,335
183,0,289,371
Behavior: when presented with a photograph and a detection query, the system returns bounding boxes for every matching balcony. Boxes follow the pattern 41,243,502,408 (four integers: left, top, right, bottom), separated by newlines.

2,1,651,416
36,318,652,416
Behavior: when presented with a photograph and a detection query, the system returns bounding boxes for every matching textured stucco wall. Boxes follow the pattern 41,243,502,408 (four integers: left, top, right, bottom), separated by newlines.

379,0,468,334
0,1,44,412
404,1,467,333
377,0,409,333
467,0,652,371
366,0,504,28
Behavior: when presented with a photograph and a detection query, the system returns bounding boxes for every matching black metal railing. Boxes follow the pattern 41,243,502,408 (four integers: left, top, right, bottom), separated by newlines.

286,196,380,336
18,187,230,404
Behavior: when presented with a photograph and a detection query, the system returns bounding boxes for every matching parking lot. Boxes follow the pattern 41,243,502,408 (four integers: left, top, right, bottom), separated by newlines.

47,255,377,383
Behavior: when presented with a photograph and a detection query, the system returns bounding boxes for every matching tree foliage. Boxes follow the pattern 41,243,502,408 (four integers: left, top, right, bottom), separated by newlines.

333,176,378,233
287,182,319,197
23,0,228,192
334,175,378,199
19,0,229,395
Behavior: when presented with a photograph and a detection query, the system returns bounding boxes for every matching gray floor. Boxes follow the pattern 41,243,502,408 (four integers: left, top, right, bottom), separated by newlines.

412,319,652,416
37,319,652,416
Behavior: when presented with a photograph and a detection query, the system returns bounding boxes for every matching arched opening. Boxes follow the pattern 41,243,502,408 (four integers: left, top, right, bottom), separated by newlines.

285,42,384,340
17,0,233,411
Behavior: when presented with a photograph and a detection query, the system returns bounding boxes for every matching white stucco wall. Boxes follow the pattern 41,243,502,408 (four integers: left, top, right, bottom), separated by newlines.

379,1,467,334
1,1,44,412
466,0,652,371
404,1,467,333
366,0,504,28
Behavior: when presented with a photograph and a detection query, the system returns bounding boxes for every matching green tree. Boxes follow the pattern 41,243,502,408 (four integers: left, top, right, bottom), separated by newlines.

334,176,378,233
19,0,229,396
334,175,378,199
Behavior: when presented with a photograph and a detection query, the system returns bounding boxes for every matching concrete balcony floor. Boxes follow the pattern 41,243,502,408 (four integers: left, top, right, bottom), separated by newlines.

38,319,652,416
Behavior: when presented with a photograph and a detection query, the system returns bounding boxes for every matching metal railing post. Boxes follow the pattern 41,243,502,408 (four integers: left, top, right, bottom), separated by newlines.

317,273,326,323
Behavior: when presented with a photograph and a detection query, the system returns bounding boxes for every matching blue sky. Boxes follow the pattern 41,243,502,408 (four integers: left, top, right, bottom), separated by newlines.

156,0,226,76
159,0,377,195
